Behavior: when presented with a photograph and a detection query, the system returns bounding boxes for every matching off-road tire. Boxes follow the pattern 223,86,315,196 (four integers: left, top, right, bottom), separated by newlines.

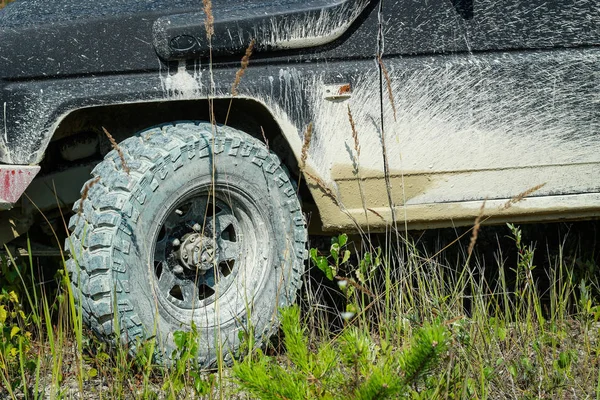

65,122,307,366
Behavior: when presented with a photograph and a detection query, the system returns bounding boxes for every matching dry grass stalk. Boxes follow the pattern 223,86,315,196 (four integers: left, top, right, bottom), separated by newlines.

303,171,363,230
501,183,546,210
348,104,370,224
437,183,546,260
231,39,255,96
377,55,397,122
347,105,360,158
260,126,269,150
78,176,101,215
299,123,313,170
367,207,385,221
444,315,465,325
468,199,486,256
102,127,130,174
203,0,214,38
304,170,339,207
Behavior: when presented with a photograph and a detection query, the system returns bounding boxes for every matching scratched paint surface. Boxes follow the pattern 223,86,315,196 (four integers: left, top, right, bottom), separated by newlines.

0,167,39,204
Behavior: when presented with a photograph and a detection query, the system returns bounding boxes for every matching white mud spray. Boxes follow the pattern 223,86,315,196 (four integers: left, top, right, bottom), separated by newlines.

311,53,600,173
0,102,11,163
259,0,369,49
3,88,55,164
271,49,600,205
157,46,600,207
161,61,203,99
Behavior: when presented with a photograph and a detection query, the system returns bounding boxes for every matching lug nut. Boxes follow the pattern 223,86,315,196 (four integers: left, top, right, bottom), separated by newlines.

172,239,181,247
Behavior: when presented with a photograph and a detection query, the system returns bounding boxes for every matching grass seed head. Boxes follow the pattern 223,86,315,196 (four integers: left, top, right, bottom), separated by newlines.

502,183,547,210
304,170,339,207
203,0,214,38
102,127,130,174
300,123,313,171
231,39,255,96
468,199,486,256
347,105,360,158
78,176,101,216
377,55,397,122
367,207,385,221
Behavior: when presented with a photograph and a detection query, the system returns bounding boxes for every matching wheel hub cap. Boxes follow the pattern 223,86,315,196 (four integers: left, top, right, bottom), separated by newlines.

153,195,250,308
177,233,215,274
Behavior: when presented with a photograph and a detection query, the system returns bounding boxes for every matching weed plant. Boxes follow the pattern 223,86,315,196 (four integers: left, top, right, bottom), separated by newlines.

232,225,600,399
2,222,599,399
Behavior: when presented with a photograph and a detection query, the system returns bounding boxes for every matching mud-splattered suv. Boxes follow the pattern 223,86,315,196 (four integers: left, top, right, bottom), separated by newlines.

0,0,598,366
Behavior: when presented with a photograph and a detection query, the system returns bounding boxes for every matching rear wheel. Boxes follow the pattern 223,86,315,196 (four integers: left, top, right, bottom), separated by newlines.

65,122,307,366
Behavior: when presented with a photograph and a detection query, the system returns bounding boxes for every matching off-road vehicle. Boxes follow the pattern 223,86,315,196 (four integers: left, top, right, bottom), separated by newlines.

0,0,598,366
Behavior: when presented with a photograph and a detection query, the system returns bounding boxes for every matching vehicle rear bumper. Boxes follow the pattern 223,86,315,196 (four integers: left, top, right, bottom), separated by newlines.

0,165,40,210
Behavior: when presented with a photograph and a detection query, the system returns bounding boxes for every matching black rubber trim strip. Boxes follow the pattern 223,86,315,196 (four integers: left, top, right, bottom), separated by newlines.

153,0,369,60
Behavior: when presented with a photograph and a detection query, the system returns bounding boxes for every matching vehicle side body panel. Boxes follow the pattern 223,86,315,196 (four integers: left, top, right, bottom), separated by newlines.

0,0,598,231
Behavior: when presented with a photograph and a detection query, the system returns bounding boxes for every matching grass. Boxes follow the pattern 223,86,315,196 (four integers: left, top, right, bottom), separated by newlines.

1,222,599,399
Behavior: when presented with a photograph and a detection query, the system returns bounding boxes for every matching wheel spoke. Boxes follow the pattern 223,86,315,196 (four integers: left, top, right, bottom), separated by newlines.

161,213,180,234
210,212,238,239
203,270,216,287
218,240,239,262
178,280,199,308
184,197,210,226
154,238,168,262
164,197,211,231
157,266,177,294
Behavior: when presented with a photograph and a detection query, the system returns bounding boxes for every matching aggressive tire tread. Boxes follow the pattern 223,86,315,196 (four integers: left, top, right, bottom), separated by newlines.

66,122,307,362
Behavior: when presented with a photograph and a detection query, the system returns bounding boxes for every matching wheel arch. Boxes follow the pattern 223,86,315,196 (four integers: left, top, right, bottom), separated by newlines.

45,97,323,230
